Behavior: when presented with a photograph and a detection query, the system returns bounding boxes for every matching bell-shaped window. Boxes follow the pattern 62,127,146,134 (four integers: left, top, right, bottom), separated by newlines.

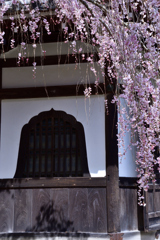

14,109,90,178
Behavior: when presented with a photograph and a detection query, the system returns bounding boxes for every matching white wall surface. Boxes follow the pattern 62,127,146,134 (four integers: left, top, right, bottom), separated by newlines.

118,98,137,177
118,131,137,177
0,95,106,178
0,95,137,178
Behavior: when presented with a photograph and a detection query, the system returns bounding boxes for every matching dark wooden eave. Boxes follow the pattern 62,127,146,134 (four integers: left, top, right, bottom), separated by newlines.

0,83,106,99
1,52,99,68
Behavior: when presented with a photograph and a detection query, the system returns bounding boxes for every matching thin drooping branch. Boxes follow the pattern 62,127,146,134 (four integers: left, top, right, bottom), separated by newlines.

85,0,108,14
79,0,112,36
0,0,160,206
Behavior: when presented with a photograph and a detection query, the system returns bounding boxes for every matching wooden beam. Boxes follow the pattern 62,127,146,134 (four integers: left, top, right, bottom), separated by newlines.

105,93,120,233
0,83,106,99
0,58,2,89
119,177,137,188
0,176,138,189
0,177,106,189
1,52,99,68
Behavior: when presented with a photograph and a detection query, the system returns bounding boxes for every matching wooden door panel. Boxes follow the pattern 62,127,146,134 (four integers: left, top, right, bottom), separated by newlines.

144,184,160,231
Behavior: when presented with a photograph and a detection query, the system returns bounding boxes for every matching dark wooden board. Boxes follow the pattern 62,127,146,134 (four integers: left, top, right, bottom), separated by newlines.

0,58,2,89
31,188,51,231
143,184,160,231
1,53,99,68
0,177,138,189
88,188,107,233
0,186,142,234
69,188,88,232
119,177,137,188
154,189,160,212
0,83,104,100
147,190,154,213
0,190,14,232
0,177,106,189
105,93,120,233
50,189,71,232
119,188,138,231
14,189,32,232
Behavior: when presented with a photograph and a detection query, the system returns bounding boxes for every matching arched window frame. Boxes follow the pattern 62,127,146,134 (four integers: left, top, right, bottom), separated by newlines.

14,108,90,178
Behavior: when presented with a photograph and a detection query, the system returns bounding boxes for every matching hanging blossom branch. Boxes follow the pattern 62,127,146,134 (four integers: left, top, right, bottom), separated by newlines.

54,0,160,206
0,0,160,205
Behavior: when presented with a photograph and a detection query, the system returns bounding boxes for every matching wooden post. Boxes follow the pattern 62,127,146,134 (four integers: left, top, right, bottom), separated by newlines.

0,57,2,145
105,93,120,233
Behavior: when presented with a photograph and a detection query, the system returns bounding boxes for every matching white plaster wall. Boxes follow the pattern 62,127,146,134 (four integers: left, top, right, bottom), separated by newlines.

118,132,137,177
0,95,138,178
118,98,137,177
0,95,106,178
2,63,103,88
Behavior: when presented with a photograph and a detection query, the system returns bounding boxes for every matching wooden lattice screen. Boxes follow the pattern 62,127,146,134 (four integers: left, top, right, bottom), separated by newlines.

14,109,90,178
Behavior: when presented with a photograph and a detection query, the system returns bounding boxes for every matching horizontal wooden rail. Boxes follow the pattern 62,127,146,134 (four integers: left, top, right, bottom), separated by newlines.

1,53,99,68
0,177,138,189
0,83,106,99
0,177,106,189
148,211,160,218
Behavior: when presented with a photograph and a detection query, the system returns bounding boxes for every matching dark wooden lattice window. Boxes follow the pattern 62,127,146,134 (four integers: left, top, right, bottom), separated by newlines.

14,109,90,178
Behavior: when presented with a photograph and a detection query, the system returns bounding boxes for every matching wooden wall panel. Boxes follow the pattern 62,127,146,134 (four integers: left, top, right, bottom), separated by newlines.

0,187,107,234
0,190,14,232
31,189,51,231
88,188,107,233
49,189,71,232
68,188,107,233
119,188,138,231
154,190,160,212
69,188,89,232
144,186,160,231
147,190,154,213
14,189,32,232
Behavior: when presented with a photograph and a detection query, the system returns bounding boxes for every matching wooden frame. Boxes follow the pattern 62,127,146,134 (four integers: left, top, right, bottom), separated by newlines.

1,52,99,68
105,93,120,233
0,83,106,99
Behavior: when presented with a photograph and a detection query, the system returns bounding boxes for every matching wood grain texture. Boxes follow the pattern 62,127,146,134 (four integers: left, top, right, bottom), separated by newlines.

0,58,2,89
147,190,154,213
0,177,137,189
14,189,32,232
0,190,14,232
144,185,160,231
149,217,160,229
154,190,160,212
31,188,51,231
105,93,120,233
50,189,72,232
0,187,108,234
119,188,138,231
69,188,88,232
88,188,107,233
0,177,106,189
